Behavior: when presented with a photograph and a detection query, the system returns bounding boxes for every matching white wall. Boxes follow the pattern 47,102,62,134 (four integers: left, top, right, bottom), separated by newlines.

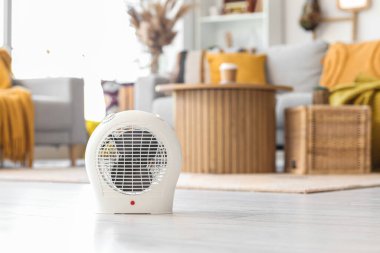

188,0,380,49
161,0,195,75
284,0,380,44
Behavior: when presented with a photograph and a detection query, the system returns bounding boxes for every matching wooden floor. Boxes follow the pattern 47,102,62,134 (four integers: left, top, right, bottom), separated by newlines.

0,181,379,253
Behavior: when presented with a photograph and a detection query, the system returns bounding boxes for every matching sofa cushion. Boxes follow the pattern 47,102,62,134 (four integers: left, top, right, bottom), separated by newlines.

33,95,72,131
266,41,328,92
185,50,205,83
276,93,312,129
35,131,70,145
206,53,267,84
152,96,174,127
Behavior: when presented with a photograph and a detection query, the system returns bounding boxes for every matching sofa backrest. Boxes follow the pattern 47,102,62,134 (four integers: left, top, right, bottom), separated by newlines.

265,41,329,93
172,41,329,91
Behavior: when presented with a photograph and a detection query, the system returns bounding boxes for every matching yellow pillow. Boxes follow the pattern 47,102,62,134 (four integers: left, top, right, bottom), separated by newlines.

206,53,267,84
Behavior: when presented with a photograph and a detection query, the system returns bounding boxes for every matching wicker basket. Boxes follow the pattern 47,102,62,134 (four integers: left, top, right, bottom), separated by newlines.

285,106,371,174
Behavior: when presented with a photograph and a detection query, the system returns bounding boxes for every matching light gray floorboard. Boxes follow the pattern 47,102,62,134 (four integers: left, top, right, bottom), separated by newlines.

0,181,379,253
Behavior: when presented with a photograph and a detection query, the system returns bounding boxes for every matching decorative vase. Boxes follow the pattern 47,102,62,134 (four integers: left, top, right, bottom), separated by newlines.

150,52,161,74
299,0,322,31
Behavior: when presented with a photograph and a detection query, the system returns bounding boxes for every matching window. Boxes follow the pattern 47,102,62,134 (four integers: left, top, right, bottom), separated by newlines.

12,0,147,120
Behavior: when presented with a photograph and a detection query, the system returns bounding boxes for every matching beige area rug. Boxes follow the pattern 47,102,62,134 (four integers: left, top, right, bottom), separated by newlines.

0,168,380,194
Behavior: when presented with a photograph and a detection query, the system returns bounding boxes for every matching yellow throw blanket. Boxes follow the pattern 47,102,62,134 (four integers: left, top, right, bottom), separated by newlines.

0,49,34,167
320,40,380,89
330,74,380,170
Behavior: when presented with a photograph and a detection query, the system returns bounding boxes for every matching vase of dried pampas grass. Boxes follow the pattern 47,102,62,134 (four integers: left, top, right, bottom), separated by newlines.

127,0,192,74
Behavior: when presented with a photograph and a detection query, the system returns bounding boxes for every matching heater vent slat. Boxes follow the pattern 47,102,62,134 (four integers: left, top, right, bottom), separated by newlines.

96,126,168,195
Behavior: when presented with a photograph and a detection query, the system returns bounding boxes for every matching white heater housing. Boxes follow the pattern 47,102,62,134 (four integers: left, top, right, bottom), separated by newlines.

85,111,182,214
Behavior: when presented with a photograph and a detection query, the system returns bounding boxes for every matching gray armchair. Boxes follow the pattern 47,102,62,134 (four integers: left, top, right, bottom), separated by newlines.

135,75,173,126
14,77,88,166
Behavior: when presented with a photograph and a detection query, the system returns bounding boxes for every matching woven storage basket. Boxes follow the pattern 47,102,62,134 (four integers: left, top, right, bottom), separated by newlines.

285,106,371,174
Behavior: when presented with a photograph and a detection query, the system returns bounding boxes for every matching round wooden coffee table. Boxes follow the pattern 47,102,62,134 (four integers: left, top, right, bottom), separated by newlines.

156,84,292,174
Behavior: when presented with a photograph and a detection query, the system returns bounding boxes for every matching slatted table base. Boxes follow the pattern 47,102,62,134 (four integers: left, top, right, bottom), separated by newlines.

174,88,276,173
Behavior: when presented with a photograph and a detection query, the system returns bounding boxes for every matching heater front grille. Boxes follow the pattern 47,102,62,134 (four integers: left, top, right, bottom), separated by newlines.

96,126,168,195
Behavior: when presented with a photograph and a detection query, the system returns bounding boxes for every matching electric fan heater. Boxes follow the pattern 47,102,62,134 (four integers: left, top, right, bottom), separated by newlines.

85,111,182,214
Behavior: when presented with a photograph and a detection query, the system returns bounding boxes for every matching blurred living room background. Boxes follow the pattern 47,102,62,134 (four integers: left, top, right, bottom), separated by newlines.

0,0,380,176
2,1,380,251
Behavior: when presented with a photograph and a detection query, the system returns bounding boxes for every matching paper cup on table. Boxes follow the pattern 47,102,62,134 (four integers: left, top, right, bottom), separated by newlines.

220,63,238,84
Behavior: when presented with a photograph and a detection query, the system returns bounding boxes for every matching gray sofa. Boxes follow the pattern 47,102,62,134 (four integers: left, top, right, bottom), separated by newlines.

14,78,87,165
135,41,329,146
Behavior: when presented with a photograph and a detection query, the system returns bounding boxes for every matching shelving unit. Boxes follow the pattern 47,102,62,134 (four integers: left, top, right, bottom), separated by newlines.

195,0,283,50
200,12,265,23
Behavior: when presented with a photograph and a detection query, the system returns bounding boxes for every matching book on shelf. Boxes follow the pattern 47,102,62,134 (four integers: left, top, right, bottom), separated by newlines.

247,0,258,12
255,0,263,12
224,1,248,14
223,0,263,14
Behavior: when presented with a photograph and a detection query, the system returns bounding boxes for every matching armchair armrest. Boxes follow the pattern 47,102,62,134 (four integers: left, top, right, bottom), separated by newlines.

134,75,170,112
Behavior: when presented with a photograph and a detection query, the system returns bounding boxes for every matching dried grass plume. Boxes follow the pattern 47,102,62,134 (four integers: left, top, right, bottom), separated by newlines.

127,0,193,73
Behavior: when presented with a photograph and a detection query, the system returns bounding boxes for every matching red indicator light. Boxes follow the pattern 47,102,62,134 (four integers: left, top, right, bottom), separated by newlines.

130,200,135,206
